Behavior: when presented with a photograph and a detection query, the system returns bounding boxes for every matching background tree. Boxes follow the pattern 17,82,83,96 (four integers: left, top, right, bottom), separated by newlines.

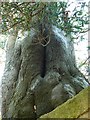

1,2,89,119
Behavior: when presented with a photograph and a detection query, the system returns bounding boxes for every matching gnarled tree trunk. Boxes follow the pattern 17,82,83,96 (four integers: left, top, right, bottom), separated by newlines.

2,23,89,119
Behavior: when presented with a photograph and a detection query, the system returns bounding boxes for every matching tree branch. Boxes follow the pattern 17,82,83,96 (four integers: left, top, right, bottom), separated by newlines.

79,56,90,68
2,19,24,33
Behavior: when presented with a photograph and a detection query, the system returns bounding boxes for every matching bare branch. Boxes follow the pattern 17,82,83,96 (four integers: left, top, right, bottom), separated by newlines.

79,56,90,68
1,19,24,33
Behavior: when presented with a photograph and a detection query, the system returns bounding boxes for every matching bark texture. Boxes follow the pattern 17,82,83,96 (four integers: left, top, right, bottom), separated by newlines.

2,24,89,119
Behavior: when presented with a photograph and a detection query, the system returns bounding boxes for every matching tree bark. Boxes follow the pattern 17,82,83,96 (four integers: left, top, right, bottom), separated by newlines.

2,24,89,119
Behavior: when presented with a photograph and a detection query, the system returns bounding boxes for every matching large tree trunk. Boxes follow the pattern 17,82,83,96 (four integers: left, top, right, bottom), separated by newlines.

2,23,89,119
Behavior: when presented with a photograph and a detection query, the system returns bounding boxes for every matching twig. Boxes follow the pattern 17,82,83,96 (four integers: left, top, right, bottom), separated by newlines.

79,56,90,68
2,19,24,33
31,5,46,17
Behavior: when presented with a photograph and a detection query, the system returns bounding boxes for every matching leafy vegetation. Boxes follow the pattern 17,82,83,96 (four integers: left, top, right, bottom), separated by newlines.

0,2,89,37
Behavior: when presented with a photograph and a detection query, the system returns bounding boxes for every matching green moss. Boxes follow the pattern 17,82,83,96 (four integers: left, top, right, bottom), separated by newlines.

40,86,90,119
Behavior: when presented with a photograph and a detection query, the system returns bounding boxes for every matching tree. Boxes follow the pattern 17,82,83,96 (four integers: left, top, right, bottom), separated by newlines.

1,2,89,119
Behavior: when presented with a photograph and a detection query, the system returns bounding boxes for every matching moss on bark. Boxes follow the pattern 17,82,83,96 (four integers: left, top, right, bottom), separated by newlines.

39,86,90,119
